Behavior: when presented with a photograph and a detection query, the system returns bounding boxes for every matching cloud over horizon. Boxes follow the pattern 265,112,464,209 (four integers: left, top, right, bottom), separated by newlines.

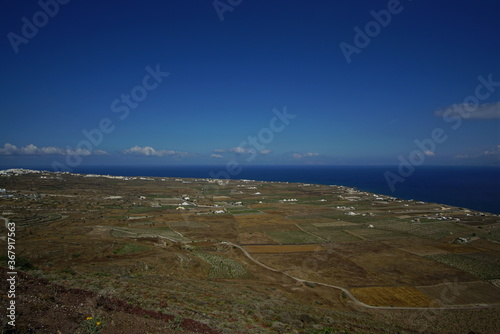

122,146,187,157
0,143,107,156
292,152,320,159
454,145,500,163
434,102,500,119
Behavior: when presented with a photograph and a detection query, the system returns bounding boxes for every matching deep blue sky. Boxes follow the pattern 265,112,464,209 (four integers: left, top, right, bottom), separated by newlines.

1,0,499,168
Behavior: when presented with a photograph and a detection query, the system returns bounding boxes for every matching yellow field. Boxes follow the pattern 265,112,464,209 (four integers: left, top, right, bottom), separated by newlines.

350,286,440,307
244,244,325,253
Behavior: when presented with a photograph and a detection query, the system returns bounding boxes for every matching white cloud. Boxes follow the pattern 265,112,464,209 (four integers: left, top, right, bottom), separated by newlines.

39,146,65,155
434,102,500,119
20,144,39,155
0,143,18,155
210,154,224,158
454,145,500,161
122,146,187,157
260,149,272,155
293,152,319,159
231,147,248,154
423,150,435,156
0,143,106,156
213,149,227,153
483,145,500,156
68,148,92,156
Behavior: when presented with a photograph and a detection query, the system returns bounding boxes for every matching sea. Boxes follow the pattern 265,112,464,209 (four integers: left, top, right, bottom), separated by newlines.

5,164,497,215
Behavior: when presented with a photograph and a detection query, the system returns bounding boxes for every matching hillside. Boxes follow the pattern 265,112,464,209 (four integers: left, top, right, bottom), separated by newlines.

1,170,499,333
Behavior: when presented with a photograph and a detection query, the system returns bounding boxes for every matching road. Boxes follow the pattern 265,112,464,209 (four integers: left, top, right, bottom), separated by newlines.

3,216,497,312
221,241,500,311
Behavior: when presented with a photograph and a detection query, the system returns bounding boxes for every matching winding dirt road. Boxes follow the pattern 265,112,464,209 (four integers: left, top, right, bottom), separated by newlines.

221,241,500,311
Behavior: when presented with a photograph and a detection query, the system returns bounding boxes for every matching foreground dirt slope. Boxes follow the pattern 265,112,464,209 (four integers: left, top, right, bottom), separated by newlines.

0,170,499,333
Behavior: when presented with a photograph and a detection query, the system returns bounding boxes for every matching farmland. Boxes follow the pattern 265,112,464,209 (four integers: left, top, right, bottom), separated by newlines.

417,281,500,305
0,170,499,333
350,286,440,307
425,253,500,280
244,244,325,254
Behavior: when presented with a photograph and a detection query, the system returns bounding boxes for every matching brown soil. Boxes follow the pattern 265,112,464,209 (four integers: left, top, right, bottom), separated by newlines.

0,268,218,334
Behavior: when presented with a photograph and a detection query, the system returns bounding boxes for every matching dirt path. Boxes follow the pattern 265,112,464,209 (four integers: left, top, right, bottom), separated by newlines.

223,241,500,311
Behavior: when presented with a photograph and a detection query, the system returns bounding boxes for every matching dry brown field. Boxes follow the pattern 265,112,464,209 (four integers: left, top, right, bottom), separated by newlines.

234,213,296,231
417,281,500,305
244,244,326,253
351,286,440,307
399,246,450,256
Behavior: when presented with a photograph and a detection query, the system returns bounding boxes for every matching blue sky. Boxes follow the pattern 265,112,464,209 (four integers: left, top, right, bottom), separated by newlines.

1,0,499,168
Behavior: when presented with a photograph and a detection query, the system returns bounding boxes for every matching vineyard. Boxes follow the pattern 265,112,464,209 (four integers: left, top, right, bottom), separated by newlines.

426,253,500,280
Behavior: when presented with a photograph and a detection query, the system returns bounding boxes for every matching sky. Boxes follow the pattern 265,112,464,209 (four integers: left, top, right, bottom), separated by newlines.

1,0,499,169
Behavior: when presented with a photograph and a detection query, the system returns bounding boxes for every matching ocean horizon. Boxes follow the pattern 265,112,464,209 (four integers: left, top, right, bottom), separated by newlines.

2,164,499,215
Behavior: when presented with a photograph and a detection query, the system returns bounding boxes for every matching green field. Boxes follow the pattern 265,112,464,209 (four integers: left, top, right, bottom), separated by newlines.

426,253,500,280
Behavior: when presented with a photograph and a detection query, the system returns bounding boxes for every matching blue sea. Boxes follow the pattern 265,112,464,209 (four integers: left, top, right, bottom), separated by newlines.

3,165,500,214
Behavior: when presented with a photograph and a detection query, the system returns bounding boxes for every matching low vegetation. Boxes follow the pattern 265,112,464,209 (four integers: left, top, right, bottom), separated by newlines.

193,251,254,279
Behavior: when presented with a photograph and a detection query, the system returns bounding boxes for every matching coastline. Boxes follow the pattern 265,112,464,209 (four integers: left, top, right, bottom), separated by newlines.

1,165,499,215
